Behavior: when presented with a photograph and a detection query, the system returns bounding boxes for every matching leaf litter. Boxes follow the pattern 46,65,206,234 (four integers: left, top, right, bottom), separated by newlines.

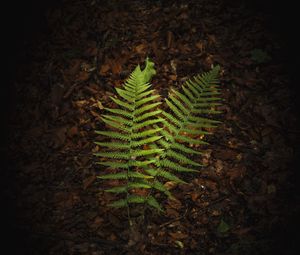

7,0,299,254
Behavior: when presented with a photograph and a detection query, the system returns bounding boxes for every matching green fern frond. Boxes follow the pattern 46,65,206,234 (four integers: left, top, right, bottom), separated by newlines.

158,159,200,172
165,99,185,120
109,96,134,111
132,118,164,130
169,95,190,115
105,108,133,118
180,128,211,135
136,89,156,100
115,88,134,102
98,171,154,180
136,95,160,107
134,110,162,122
140,57,156,83
94,141,129,150
102,115,132,126
96,161,129,169
127,195,147,204
100,117,131,132
151,180,172,197
170,142,203,155
131,148,164,157
150,65,221,189
144,169,186,183
131,128,163,139
146,196,163,211
105,182,152,193
131,136,163,147
129,160,156,167
175,134,209,145
108,199,127,208
161,111,181,127
134,102,162,116
95,58,164,212
95,131,130,141
94,151,129,160
166,150,201,166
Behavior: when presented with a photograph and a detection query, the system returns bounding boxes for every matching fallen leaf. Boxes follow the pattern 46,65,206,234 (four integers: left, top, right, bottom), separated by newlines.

190,192,200,202
99,64,110,75
166,207,180,218
164,181,177,190
169,231,188,240
169,74,177,81
109,59,122,74
167,197,182,210
68,126,78,137
76,71,90,82
97,100,104,110
135,43,147,54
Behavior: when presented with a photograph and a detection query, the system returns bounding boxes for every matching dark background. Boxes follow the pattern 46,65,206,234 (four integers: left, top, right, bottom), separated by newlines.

1,0,299,253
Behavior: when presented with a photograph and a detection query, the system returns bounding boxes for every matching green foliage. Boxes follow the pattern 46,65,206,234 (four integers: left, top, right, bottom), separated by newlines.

94,58,222,214
95,58,163,210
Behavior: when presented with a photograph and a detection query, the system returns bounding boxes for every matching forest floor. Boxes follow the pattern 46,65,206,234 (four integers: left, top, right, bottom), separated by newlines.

5,0,300,254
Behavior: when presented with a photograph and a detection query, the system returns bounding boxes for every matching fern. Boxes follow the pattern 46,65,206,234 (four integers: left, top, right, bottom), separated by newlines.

95,59,222,215
145,66,222,190
95,58,164,211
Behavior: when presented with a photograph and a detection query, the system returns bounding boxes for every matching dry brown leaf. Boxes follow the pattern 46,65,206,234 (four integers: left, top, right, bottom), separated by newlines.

99,64,110,75
68,126,78,137
135,43,147,54
169,231,188,240
169,74,177,81
207,34,217,45
167,197,182,209
164,181,177,190
190,192,200,202
76,71,90,82
109,59,122,74
166,207,180,218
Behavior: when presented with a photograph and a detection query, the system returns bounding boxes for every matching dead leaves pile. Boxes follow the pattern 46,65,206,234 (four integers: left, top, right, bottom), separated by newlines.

8,0,299,254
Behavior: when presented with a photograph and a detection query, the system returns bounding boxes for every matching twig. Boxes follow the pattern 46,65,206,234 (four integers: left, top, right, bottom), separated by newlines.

63,82,82,99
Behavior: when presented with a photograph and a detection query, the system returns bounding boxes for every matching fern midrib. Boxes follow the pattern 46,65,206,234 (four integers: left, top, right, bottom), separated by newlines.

125,75,141,222
125,74,150,210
